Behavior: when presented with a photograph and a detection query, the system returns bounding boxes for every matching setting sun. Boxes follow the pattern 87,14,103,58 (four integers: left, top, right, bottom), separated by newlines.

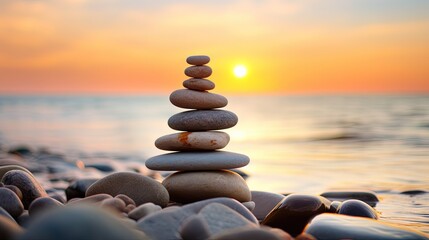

233,65,247,78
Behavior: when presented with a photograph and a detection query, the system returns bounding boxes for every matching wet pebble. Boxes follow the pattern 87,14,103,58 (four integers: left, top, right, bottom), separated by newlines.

262,194,332,237
338,199,378,219
320,190,379,207
65,178,99,201
305,213,429,240
0,187,24,218
86,172,169,207
1,170,48,209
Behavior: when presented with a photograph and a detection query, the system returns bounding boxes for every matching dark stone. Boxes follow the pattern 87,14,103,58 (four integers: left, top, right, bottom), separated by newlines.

329,201,342,213
85,164,115,172
7,146,32,156
16,211,31,228
400,190,427,195
305,213,429,240
262,194,331,237
320,190,379,207
65,178,99,201
1,170,48,209
17,206,147,240
4,185,23,200
0,206,16,223
338,199,378,219
28,197,63,217
0,188,24,218
0,215,23,240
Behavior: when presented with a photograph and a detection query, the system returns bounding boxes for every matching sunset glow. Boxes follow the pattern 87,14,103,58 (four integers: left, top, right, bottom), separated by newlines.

233,65,247,78
0,1,428,94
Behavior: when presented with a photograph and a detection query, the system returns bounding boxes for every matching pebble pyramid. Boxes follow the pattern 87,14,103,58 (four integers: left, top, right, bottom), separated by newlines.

145,55,251,204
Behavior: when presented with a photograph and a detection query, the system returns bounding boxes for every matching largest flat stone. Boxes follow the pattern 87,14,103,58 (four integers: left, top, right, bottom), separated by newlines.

145,151,249,171
168,110,238,131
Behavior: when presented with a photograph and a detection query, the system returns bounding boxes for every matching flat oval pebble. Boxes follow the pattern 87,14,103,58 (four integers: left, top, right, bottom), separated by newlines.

262,194,332,237
155,131,230,151
186,55,210,65
85,172,169,207
338,199,378,219
305,213,429,240
146,151,249,171
183,78,215,91
170,89,227,110
168,110,238,131
163,170,251,203
1,170,48,209
185,66,212,78
0,188,24,218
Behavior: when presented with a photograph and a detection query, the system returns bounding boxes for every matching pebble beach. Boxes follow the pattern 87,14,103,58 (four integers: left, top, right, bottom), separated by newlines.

0,56,428,239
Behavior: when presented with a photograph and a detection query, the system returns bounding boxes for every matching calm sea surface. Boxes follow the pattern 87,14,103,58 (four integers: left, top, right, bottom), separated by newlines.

0,95,428,232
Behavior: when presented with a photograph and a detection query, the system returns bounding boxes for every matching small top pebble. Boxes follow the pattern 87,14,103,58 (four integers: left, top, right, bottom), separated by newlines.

186,55,210,65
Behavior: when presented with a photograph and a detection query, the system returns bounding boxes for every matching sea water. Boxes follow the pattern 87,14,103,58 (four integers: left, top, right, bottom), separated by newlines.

0,95,428,232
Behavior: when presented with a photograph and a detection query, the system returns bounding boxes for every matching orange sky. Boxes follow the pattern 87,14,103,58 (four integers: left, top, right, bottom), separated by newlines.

0,0,428,94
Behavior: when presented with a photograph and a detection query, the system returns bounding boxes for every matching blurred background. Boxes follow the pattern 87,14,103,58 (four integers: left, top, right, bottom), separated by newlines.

0,0,428,232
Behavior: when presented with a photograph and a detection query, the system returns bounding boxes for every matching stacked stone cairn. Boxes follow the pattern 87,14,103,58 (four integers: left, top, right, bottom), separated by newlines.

145,55,251,204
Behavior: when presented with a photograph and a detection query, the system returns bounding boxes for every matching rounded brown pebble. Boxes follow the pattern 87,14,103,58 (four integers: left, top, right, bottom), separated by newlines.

162,170,251,204
0,165,32,182
115,194,136,206
128,202,162,221
100,198,126,213
155,131,230,152
0,215,23,240
0,188,24,218
185,66,212,78
183,78,215,91
170,89,227,110
4,185,23,200
28,197,63,217
1,170,48,209
186,55,210,65
86,172,169,207
168,110,238,131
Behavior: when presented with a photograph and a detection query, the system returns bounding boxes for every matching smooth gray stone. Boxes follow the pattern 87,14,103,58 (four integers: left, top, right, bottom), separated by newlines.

242,201,255,212
17,206,148,240
168,110,238,131
180,215,210,240
251,191,285,221
145,151,249,171
199,203,256,236
211,226,285,240
305,213,429,240
137,198,258,240
320,190,379,207
29,197,63,217
184,65,212,78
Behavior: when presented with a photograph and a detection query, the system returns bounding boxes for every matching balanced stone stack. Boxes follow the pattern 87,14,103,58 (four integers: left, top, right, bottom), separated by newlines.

145,55,251,204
